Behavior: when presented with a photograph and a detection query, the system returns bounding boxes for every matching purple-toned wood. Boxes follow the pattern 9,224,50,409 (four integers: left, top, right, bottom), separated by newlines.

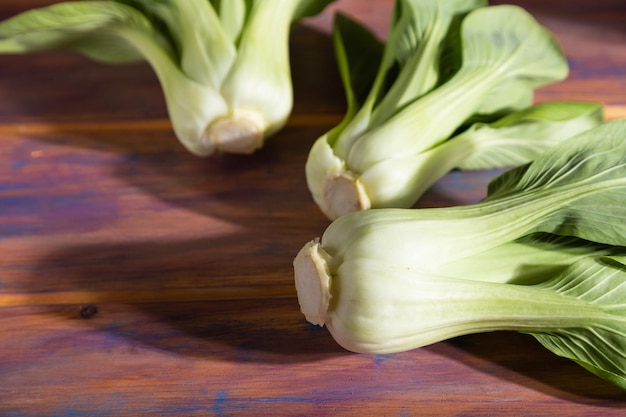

1,1,626,415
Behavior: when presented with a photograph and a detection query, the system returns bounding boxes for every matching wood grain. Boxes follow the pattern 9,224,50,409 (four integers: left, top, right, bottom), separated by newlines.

1,0,626,415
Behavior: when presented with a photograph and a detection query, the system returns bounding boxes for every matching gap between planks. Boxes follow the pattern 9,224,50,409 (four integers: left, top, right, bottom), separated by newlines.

0,285,297,308
0,114,344,135
0,106,624,135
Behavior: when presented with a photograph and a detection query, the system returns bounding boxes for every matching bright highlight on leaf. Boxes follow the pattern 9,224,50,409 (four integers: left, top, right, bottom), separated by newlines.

294,119,626,390
0,0,335,156
305,1,603,220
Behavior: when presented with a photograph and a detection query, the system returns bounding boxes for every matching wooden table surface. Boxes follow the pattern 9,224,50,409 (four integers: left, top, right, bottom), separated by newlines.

1,1,626,415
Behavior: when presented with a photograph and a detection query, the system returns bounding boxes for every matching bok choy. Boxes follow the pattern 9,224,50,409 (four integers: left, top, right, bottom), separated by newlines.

0,0,334,156
294,119,626,389
306,1,586,220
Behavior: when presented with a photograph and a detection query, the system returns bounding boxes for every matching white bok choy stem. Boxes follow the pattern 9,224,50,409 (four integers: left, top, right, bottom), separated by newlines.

294,120,626,390
295,246,626,389
306,3,572,219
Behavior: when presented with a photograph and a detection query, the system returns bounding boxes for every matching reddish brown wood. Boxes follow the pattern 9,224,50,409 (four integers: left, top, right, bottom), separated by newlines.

1,1,626,415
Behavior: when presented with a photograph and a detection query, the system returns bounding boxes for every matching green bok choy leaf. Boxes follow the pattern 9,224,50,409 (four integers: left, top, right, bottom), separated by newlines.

294,119,626,389
0,0,334,156
306,2,587,220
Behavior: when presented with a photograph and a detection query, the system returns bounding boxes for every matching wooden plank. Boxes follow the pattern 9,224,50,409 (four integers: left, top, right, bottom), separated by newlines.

0,114,344,135
0,125,328,302
0,125,494,307
1,302,625,416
